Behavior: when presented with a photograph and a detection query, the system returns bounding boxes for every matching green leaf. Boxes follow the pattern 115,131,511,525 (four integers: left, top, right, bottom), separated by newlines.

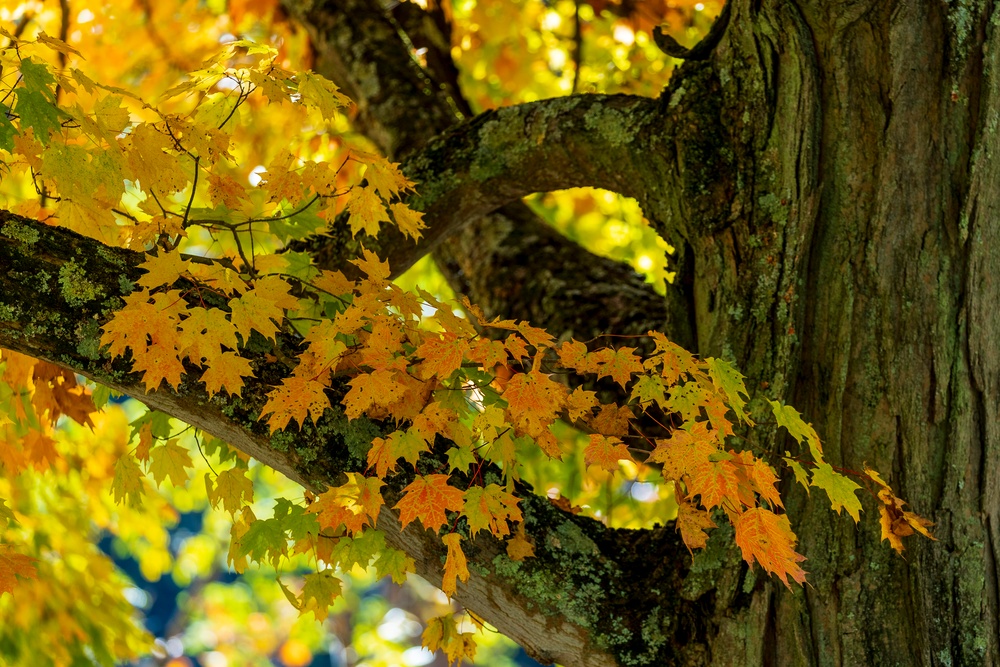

0,111,15,153
0,498,16,530
15,89,61,142
629,374,666,407
783,454,811,493
272,497,320,542
330,528,386,570
112,454,144,507
770,400,823,462
19,58,57,101
447,445,477,474
239,517,287,565
810,462,862,522
374,547,415,584
706,357,751,424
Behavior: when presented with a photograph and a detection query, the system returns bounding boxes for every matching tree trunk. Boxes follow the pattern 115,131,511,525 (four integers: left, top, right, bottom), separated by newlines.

682,2,1000,663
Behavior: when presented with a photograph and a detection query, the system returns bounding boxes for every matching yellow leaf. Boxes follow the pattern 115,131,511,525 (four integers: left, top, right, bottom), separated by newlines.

346,184,388,237
148,439,193,487
207,467,254,515
389,202,426,241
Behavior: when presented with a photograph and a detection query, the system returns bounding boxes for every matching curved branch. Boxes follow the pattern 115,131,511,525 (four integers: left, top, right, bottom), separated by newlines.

300,93,680,278
0,212,722,667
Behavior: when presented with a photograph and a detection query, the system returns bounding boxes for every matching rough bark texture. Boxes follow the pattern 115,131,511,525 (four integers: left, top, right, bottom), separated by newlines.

1,0,998,664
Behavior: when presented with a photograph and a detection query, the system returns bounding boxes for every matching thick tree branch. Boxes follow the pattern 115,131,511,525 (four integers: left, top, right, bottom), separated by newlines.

0,213,722,667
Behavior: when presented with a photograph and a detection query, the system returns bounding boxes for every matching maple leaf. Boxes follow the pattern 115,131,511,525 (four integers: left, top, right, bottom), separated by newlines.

148,439,193,487
646,330,699,384
297,570,342,621
810,462,863,522
394,474,465,533
462,484,522,538
865,467,935,553
374,547,415,584
112,453,144,507
676,500,716,552
469,338,508,371
441,533,470,597
0,544,38,596
422,614,477,667
100,291,182,358
135,251,190,290
587,403,633,437
228,276,298,342
503,370,566,441
131,343,186,392
770,400,823,462
734,451,784,509
705,357,753,424
308,474,384,536
783,455,811,493
591,346,643,389
298,71,350,118
506,522,535,561
390,202,426,241
416,333,469,380
583,434,634,472
178,306,239,365
734,508,807,589
329,528,386,570
557,339,592,372
343,369,406,420
687,454,745,512
346,184,388,237
206,467,254,515
313,269,355,297
239,517,288,567
200,351,254,397
133,421,154,462
262,375,330,431
566,388,598,423
360,153,415,199
350,246,392,284
630,374,666,407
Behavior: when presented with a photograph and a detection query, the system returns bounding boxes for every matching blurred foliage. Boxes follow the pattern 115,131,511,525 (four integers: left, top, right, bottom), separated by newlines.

0,0,715,664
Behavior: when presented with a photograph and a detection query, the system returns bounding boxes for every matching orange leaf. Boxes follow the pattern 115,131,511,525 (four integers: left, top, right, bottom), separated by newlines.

441,532,469,597
416,333,469,380
394,474,464,533
262,375,330,431
343,369,406,420
583,434,633,472
676,500,716,552
503,370,566,440
0,544,38,596
734,508,807,589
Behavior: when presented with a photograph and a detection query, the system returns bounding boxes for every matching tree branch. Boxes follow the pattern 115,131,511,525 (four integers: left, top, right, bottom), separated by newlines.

300,93,680,280
0,211,722,667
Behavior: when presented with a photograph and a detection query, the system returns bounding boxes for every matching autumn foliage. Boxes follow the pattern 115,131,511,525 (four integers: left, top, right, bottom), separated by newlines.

0,6,934,665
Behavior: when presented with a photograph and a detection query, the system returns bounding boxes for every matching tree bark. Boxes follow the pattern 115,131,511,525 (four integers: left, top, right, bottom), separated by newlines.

1,0,998,664
679,1,1000,664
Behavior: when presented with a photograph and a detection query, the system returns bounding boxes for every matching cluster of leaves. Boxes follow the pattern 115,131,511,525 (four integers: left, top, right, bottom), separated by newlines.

0,17,934,667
